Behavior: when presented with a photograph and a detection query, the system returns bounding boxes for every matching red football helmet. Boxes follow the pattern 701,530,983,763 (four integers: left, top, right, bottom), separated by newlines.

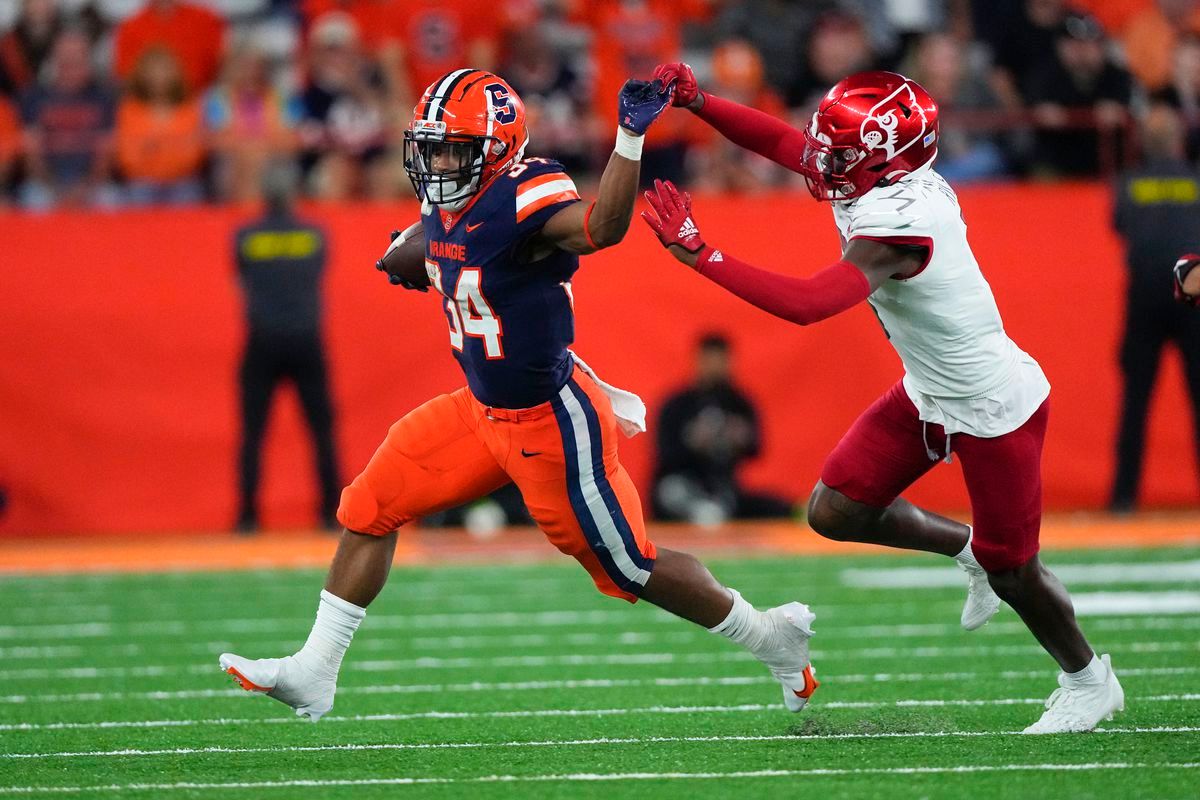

799,71,939,202
404,69,529,210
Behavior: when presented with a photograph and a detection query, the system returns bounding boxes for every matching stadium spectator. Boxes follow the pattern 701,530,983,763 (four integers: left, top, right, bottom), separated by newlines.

1025,13,1133,177
652,333,793,525
234,161,341,533
203,41,298,203
1109,104,1200,512
983,0,1072,109
591,0,694,184
0,91,19,203
113,0,227,97
906,31,1009,183
1152,34,1200,159
685,38,791,191
787,10,878,110
298,12,390,200
1122,0,1200,94
714,0,839,102
18,27,117,209
115,47,206,205
500,21,596,176
0,0,64,94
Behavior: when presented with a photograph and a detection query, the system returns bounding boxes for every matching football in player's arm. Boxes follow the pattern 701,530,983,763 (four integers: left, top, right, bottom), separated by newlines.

1176,254,1200,305
378,78,674,284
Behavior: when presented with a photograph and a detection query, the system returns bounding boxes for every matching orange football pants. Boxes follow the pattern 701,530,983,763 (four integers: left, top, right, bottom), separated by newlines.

337,366,657,601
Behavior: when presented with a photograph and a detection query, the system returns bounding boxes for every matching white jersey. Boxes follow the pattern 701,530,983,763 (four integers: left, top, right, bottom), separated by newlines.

831,165,1050,437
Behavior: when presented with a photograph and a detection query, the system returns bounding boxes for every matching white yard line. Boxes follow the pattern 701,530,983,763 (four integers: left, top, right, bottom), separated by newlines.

2,762,1199,792
4,727,1197,760
3,666,1196,706
4,639,1196,682
1,694,1196,733
842,561,1200,588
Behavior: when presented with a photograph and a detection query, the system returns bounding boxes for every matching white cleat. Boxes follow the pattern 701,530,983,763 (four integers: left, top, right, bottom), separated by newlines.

757,602,819,712
1022,654,1125,734
959,558,1001,631
218,652,336,722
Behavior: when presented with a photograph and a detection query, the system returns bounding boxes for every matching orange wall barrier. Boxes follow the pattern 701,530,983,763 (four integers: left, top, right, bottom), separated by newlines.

1,183,1196,535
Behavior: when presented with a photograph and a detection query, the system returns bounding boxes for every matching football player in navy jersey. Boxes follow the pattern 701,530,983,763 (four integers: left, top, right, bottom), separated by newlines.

219,70,820,722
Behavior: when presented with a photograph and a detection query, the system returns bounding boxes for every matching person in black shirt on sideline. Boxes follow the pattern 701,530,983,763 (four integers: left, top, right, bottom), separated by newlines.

234,162,340,532
653,333,793,525
1110,105,1200,512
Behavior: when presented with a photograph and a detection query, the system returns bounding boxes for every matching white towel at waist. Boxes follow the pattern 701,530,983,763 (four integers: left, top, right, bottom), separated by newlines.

568,350,647,437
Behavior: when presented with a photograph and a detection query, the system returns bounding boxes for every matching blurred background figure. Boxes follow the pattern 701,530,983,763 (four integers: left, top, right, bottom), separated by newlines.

1151,33,1200,160
1110,104,1200,512
653,333,793,526
234,162,340,533
787,9,879,111
113,0,226,97
1025,13,1133,177
298,11,390,201
18,26,117,209
114,46,206,205
983,0,1072,111
685,38,791,191
0,0,64,94
905,31,1008,183
203,40,297,203
1122,0,1200,98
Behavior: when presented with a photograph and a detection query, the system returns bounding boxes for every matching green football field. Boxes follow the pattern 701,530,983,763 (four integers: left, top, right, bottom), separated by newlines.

1,545,1198,799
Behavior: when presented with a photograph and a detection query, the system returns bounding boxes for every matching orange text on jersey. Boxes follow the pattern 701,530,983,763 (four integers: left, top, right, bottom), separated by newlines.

429,241,467,262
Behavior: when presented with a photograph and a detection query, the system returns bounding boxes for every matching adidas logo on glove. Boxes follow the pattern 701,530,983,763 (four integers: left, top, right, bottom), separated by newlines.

680,216,699,238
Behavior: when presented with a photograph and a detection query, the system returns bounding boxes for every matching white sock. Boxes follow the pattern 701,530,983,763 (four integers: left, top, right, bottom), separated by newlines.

293,590,366,679
708,589,774,655
1065,653,1106,685
954,527,978,567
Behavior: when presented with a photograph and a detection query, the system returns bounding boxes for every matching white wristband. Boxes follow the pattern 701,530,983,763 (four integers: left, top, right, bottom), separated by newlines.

614,127,644,161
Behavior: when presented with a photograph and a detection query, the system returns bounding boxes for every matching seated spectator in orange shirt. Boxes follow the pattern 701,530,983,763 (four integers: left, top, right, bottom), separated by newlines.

0,93,20,204
0,0,64,94
1123,0,1200,93
203,43,299,203
19,28,117,209
116,47,206,206
686,39,791,192
114,0,226,97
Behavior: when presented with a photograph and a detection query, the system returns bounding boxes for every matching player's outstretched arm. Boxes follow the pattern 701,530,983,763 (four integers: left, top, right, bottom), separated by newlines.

539,79,673,254
641,179,924,326
653,62,806,172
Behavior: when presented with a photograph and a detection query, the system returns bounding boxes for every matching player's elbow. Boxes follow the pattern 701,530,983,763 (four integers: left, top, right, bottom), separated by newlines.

586,209,631,250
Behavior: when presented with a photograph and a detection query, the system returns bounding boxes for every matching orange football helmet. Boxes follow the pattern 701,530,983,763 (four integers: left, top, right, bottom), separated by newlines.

404,69,530,210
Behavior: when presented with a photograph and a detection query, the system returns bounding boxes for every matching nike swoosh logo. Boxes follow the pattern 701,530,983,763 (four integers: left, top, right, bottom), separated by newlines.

466,222,484,232
520,449,542,458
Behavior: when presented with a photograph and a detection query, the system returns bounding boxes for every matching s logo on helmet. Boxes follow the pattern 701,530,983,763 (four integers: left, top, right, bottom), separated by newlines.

486,83,517,125
860,82,928,161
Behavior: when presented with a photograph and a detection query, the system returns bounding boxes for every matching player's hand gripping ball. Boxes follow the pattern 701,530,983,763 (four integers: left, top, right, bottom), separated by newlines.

652,62,699,108
376,221,430,291
618,78,675,135
641,178,707,267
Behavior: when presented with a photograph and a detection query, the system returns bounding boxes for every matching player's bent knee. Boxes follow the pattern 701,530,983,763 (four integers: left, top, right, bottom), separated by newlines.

336,482,381,534
983,553,1040,598
806,482,870,541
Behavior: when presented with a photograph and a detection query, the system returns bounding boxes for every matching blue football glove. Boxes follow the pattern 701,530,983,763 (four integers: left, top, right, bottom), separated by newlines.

618,78,675,136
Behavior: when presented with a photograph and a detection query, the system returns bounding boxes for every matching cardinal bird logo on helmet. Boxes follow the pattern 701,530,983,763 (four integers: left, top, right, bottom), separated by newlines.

799,71,939,202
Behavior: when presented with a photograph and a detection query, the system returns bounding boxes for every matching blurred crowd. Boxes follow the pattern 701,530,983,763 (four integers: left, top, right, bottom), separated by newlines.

1,0,1199,208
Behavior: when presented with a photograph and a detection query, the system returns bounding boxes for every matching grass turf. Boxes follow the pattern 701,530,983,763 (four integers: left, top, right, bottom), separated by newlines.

0,545,1197,799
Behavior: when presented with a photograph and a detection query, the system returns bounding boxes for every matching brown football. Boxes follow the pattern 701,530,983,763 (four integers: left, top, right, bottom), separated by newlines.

378,221,430,290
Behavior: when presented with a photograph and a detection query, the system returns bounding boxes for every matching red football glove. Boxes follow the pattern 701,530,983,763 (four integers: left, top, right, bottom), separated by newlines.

652,62,699,108
641,179,708,265
1175,254,1200,307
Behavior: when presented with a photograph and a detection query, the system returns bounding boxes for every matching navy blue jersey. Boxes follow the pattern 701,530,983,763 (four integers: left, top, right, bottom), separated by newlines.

422,157,583,409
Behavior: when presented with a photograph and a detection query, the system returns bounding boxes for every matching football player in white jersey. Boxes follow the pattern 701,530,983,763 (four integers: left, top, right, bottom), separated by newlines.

641,66,1124,734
